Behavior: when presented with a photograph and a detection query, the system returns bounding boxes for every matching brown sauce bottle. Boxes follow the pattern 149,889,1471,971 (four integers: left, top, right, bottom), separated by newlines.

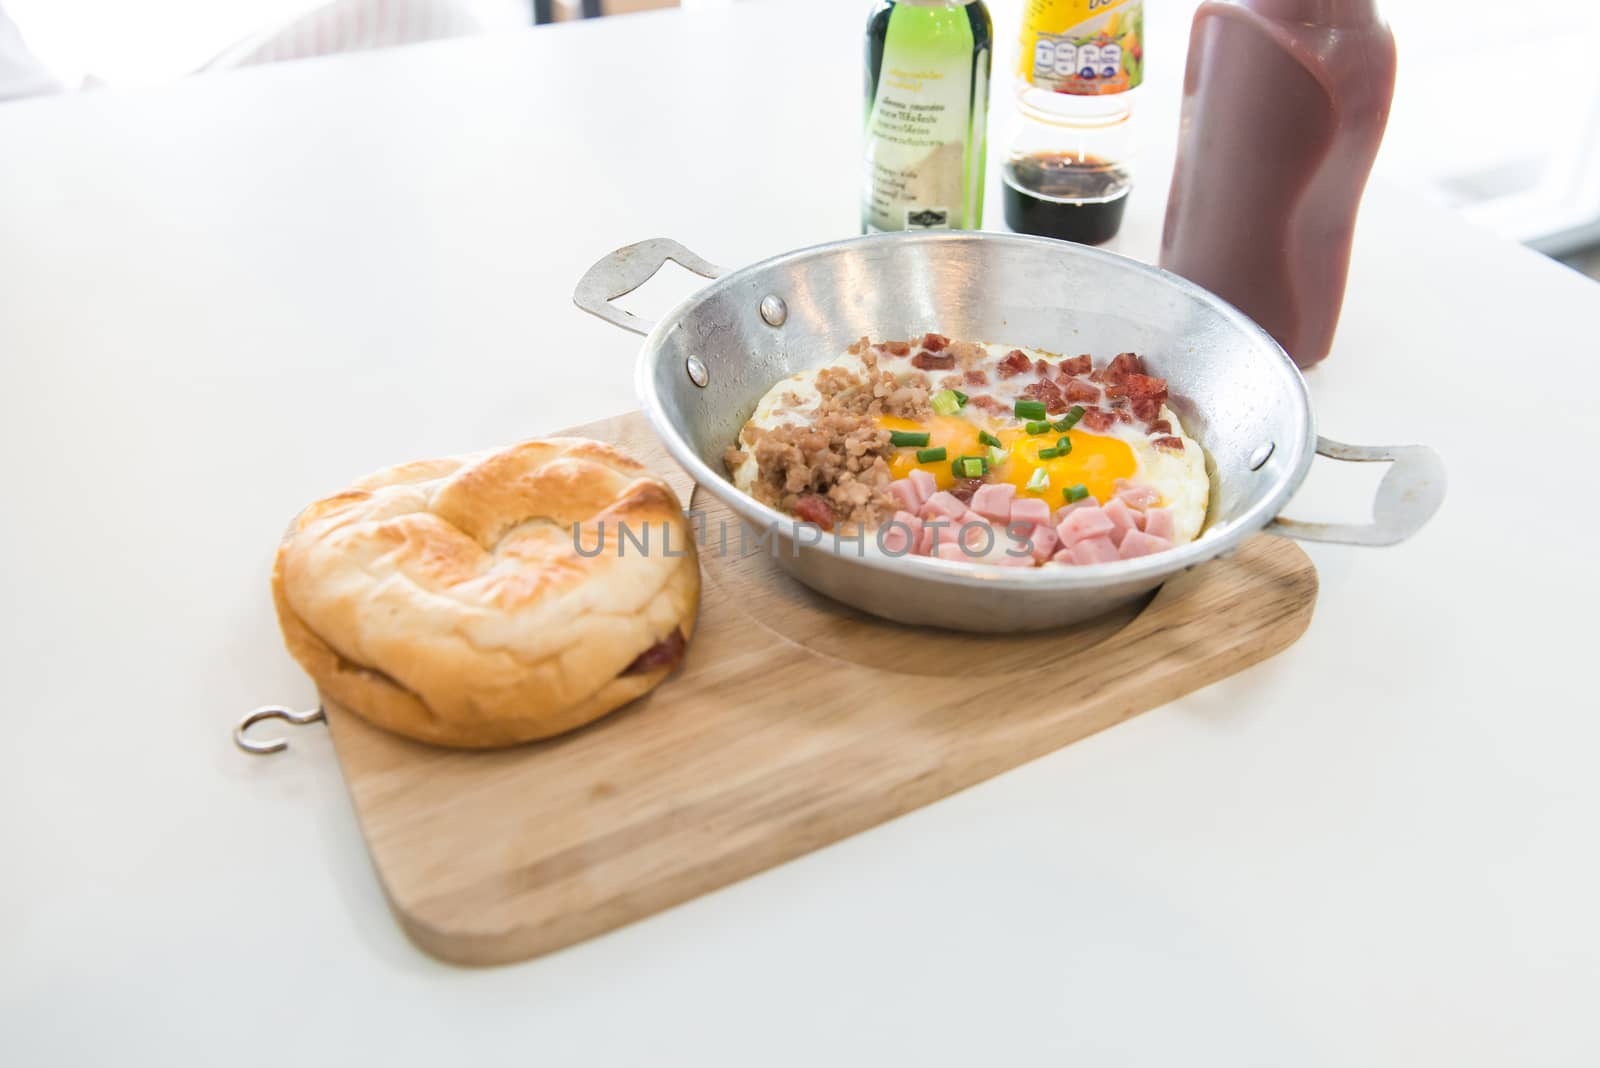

1160,0,1397,369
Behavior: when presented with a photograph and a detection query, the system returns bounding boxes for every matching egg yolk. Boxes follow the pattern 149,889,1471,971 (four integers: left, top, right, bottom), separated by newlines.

879,413,1137,504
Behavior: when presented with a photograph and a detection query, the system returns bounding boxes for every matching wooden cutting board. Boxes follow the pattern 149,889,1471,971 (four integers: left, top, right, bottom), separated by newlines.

321,411,1318,966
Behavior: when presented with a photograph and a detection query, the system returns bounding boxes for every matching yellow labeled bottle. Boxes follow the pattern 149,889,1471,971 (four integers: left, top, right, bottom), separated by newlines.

1006,0,1144,244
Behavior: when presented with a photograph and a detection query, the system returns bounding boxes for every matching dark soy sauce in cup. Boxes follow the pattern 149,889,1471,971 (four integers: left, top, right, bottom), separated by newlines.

1002,151,1130,246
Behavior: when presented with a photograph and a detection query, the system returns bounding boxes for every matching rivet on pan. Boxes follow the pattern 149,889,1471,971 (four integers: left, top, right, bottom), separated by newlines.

1248,442,1276,471
685,355,709,388
759,294,788,327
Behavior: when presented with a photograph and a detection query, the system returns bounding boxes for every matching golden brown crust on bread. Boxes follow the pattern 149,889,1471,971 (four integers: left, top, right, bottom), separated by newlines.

272,438,699,748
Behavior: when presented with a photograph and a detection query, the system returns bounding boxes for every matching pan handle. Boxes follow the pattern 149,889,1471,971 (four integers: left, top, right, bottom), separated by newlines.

573,238,723,336
1268,436,1445,547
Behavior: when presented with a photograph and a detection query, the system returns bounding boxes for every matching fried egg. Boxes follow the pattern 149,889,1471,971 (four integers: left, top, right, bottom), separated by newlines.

730,341,1210,546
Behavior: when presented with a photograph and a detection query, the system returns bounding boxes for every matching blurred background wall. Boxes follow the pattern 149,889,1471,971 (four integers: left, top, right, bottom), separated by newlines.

3,0,1597,275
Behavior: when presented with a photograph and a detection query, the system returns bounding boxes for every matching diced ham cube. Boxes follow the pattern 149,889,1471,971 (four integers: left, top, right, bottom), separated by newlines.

1024,522,1058,562
920,491,967,522
888,479,921,514
1114,479,1161,511
1142,507,1176,541
879,525,913,556
1071,536,1121,565
1051,548,1079,566
1118,530,1172,559
957,513,997,554
879,511,923,555
1102,497,1139,546
907,468,937,506
1056,505,1117,546
1009,497,1052,527
1054,497,1099,524
917,516,959,556
935,542,971,563
970,482,1017,523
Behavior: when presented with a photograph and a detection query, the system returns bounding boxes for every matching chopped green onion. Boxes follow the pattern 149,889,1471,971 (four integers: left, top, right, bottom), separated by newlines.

1063,484,1090,503
1055,437,1073,455
1037,447,1062,460
1025,420,1052,435
987,446,1009,467
1025,469,1050,494
955,456,986,479
1058,405,1086,431
888,430,930,448
952,390,969,406
915,446,947,463
1014,399,1048,421
930,390,962,417
977,429,1003,449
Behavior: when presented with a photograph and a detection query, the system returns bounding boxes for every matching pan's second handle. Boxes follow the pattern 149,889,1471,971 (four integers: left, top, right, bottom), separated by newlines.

1268,436,1445,547
573,239,723,336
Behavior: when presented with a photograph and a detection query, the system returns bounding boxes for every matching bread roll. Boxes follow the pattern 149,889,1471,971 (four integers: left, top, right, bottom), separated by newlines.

272,438,699,748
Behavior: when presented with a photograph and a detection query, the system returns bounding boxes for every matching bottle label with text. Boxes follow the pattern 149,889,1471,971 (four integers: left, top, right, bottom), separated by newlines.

1019,0,1142,96
864,7,987,233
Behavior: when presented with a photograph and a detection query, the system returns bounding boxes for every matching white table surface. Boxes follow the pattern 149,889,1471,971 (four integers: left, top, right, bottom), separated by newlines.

3,1,1598,1064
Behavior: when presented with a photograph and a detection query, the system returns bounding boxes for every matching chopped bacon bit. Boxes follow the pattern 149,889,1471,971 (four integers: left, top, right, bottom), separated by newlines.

1061,354,1092,376
792,494,835,530
911,350,956,370
997,349,1032,378
1034,358,1052,377
921,333,950,352
1153,436,1185,452
949,478,986,504
964,369,989,386
847,337,871,356
1063,378,1100,404
1122,373,1169,403
937,374,965,390
1104,383,1128,400
880,340,911,357
1115,407,1135,424
969,394,1002,412
622,629,687,675
1147,419,1172,435
1103,352,1142,385
1131,397,1163,423
1022,378,1068,414
1080,406,1115,432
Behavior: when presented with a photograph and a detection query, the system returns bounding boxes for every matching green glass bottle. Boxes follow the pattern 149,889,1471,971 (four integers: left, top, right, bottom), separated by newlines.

863,0,992,233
